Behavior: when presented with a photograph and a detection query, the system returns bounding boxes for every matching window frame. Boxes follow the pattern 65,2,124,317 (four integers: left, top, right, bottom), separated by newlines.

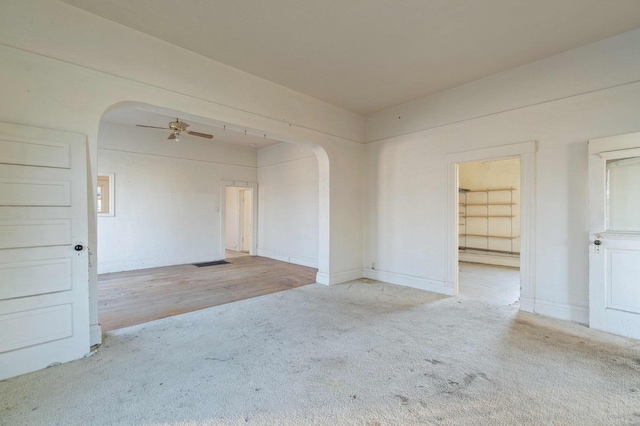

97,173,115,217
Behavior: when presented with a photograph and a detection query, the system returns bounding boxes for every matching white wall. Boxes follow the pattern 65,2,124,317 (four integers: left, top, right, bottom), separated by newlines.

459,158,520,267
97,123,256,273
363,29,640,324
258,143,319,268
0,0,364,347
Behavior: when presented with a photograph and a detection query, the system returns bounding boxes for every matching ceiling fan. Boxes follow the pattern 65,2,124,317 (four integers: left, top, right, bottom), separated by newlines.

136,118,213,141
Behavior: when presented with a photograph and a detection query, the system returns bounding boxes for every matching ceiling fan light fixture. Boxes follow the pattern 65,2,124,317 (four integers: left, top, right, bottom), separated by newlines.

136,118,213,140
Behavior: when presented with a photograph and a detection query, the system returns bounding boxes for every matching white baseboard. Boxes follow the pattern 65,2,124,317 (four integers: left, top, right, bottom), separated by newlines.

90,323,102,346
520,296,535,313
257,248,318,268
363,268,455,296
98,254,224,274
533,299,589,325
316,268,362,285
459,253,520,268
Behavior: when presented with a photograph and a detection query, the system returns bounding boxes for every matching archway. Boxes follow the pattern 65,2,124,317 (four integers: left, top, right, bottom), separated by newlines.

96,102,336,332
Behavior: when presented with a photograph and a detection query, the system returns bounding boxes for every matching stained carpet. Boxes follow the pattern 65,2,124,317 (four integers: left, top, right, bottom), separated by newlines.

2,279,640,425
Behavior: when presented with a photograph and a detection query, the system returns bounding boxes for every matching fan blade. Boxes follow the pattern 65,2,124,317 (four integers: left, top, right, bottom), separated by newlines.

136,125,168,129
187,130,213,139
167,133,176,140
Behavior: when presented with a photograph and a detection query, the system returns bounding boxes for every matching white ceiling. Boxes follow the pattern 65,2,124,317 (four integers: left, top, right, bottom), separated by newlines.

62,0,640,115
102,107,281,149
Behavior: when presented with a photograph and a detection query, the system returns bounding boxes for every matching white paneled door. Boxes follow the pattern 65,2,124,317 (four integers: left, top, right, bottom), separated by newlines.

0,122,89,380
589,132,640,340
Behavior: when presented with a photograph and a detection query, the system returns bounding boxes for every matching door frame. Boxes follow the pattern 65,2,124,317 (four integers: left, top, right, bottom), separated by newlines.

220,180,257,257
239,188,252,252
445,141,537,312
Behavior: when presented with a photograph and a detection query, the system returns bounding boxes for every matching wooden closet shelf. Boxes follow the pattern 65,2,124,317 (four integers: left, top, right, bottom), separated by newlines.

462,187,516,193
461,215,515,218
459,202,517,206
460,233,519,239
459,246,520,255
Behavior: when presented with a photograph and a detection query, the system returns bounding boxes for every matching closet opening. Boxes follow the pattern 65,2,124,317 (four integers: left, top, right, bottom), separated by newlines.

457,157,521,305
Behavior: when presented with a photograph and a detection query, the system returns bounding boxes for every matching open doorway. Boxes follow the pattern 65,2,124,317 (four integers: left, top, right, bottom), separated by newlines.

457,157,521,305
224,186,253,259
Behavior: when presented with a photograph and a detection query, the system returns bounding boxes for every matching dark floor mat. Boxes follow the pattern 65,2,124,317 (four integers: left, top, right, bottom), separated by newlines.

193,260,230,267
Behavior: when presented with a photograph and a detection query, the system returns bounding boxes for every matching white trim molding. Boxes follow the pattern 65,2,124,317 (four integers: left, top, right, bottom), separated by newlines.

220,180,258,257
90,323,102,347
520,296,535,314
533,300,589,325
97,172,115,217
257,248,318,268
317,268,362,286
363,268,455,296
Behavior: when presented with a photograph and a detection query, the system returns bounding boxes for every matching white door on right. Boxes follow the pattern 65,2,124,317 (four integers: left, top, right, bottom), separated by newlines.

589,132,640,340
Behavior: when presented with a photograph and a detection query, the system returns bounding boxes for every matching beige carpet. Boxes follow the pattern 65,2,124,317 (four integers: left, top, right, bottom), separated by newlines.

2,278,640,425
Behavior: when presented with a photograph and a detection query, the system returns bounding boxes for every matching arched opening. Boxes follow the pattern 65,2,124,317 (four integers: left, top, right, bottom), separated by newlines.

94,102,331,331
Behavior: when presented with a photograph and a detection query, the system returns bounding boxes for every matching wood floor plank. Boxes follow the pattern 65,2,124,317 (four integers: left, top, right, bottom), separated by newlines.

98,254,317,331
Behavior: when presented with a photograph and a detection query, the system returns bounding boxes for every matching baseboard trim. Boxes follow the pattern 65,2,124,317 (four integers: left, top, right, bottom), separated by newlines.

534,299,589,325
257,248,318,268
90,323,102,346
459,253,520,268
363,268,454,296
98,255,225,274
520,296,535,313
316,268,362,285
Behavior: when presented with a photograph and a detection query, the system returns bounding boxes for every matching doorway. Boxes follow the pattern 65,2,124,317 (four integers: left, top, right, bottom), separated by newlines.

225,186,253,258
457,158,521,305
445,141,536,312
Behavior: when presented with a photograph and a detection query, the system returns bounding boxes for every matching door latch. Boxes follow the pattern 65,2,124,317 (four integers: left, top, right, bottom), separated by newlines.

594,239,602,254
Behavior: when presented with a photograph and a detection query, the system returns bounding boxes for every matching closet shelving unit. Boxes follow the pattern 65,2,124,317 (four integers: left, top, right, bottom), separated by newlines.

458,187,519,255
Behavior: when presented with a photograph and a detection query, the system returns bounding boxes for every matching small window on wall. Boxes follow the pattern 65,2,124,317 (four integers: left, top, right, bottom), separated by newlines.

97,174,114,216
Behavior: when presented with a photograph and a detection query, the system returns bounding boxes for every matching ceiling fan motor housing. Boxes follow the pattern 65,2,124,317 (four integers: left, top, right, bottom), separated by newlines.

169,120,189,131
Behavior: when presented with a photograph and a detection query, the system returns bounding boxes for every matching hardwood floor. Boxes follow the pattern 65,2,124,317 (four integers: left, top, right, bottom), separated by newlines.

98,253,317,331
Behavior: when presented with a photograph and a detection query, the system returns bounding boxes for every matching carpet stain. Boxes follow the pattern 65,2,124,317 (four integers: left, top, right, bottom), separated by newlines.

477,372,492,382
463,374,476,386
394,394,410,405
425,358,445,365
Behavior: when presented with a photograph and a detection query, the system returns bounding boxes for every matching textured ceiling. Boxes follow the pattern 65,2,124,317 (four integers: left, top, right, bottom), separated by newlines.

62,0,640,114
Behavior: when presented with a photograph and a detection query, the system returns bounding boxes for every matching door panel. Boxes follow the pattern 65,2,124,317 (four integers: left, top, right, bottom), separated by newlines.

0,304,72,353
607,247,640,313
0,136,71,168
0,218,71,249
589,132,640,340
0,256,72,299
0,122,89,380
